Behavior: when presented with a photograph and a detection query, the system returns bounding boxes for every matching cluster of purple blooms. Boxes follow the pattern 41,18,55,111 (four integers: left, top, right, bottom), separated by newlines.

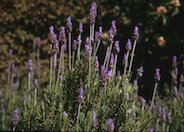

156,106,172,124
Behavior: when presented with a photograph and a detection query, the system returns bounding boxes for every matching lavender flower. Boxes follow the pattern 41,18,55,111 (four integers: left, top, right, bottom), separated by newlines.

100,66,109,86
8,49,13,58
110,20,117,36
78,22,83,34
157,106,162,118
139,96,146,107
108,28,114,43
78,87,84,104
133,26,139,40
122,53,128,65
27,59,33,72
147,128,153,132
180,74,184,84
73,39,77,51
133,80,138,90
34,66,38,75
114,40,120,54
125,39,132,51
107,118,114,132
34,78,38,88
66,16,73,32
162,107,167,122
88,2,97,24
48,26,57,44
11,109,19,126
59,26,66,44
172,56,177,68
52,40,59,54
154,68,161,82
92,111,97,128
85,43,90,58
34,37,41,48
137,66,144,77
167,112,172,124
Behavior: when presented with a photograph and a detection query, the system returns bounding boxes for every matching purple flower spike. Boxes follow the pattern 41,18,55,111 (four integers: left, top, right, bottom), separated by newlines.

88,2,97,24
147,128,153,132
133,79,138,90
66,16,73,32
78,87,84,104
73,39,77,51
11,109,19,126
34,78,38,88
167,112,172,124
111,20,117,36
157,106,162,118
137,66,144,77
172,56,177,68
34,37,41,48
180,74,184,84
48,26,57,44
122,53,128,65
114,40,120,54
139,96,146,107
59,26,66,44
108,29,114,43
133,26,139,40
107,118,114,132
154,68,161,82
100,66,109,86
27,59,33,72
79,22,83,34
85,43,90,58
162,107,167,122
8,49,13,58
125,39,132,51
92,111,97,128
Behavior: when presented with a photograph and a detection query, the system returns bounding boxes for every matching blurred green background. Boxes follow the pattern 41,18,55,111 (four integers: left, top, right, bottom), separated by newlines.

0,0,183,100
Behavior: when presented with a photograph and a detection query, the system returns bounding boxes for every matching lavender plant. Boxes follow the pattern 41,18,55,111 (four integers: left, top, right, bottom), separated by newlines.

0,2,184,132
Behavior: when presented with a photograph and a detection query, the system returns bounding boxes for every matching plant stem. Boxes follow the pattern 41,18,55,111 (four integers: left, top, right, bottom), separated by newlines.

13,126,15,132
56,45,64,89
106,42,113,68
49,44,53,90
34,88,37,106
123,51,130,76
156,118,159,132
77,34,82,61
53,53,57,84
149,83,158,111
93,40,101,61
112,54,118,77
72,51,75,69
128,40,137,76
103,46,109,67
37,48,40,84
69,32,72,70
76,104,81,124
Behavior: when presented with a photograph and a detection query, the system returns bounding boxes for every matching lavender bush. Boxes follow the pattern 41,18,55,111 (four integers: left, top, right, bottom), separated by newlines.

0,2,184,131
